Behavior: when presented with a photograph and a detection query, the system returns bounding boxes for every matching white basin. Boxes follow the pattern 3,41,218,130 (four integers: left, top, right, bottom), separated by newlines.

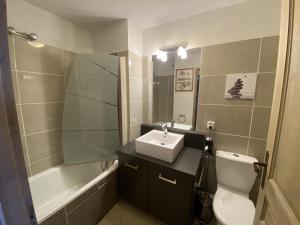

135,130,184,163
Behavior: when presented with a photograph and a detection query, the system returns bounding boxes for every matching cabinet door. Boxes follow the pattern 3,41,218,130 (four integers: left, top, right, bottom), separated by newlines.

149,166,193,225
118,154,148,211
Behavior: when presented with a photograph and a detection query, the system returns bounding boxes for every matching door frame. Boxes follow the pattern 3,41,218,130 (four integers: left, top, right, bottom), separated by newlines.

0,0,37,224
254,0,298,224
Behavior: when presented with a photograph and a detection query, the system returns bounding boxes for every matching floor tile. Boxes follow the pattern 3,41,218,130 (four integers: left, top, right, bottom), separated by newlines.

98,200,217,225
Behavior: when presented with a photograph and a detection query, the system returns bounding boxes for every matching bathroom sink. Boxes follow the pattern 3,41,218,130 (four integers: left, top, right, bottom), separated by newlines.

135,130,184,163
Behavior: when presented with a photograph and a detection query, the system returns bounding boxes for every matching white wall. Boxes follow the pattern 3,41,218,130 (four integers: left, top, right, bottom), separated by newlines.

92,20,128,54
7,0,93,53
142,0,281,56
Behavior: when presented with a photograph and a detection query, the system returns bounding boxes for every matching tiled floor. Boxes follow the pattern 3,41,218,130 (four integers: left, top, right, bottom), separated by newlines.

97,200,217,225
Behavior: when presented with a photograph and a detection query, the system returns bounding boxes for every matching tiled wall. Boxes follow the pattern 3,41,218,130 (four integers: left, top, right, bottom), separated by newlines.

8,36,75,176
197,36,279,161
153,75,174,123
128,51,152,141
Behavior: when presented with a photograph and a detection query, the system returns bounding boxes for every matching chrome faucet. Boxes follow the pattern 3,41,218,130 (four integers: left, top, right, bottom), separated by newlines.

171,118,175,128
162,123,168,135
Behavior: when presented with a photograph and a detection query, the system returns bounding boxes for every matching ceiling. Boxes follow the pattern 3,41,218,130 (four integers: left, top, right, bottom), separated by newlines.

22,0,254,30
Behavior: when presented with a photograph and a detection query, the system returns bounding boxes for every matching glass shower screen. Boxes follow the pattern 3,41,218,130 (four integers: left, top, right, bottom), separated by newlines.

62,53,120,164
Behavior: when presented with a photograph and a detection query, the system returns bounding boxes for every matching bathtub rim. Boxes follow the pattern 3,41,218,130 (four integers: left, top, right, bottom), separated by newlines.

30,160,118,224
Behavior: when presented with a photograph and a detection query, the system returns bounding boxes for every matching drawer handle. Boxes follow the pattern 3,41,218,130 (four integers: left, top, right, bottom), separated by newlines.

158,174,177,185
125,162,139,170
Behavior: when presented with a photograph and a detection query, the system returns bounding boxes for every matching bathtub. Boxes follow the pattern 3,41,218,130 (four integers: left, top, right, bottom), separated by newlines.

29,160,118,224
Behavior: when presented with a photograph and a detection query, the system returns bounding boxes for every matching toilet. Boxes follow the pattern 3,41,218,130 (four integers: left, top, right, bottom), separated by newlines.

213,150,258,225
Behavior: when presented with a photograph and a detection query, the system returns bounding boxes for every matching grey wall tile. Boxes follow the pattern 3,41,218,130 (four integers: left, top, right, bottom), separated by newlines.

22,103,63,134
201,38,261,75
259,36,279,72
255,73,275,107
213,133,249,154
197,104,252,136
199,75,253,106
248,139,266,161
14,37,64,75
250,107,271,139
26,129,62,163
18,72,65,103
31,153,63,175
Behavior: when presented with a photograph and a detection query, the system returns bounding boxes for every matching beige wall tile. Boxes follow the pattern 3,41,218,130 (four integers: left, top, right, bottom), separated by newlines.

22,103,63,134
16,105,24,136
31,154,63,175
143,102,151,124
248,138,266,161
197,104,252,136
213,133,249,154
63,50,76,76
26,129,62,163
8,36,15,70
201,38,261,75
129,51,143,79
130,102,143,126
199,75,253,106
250,107,271,139
129,124,140,142
11,71,20,104
259,36,279,72
129,78,143,102
21,137,29,166
143,79,149,102
14,37,64,75
18,72,65,103
255,73,275,107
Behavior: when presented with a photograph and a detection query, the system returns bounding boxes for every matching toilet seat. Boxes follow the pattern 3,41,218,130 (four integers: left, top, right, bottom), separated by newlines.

213,187,255,225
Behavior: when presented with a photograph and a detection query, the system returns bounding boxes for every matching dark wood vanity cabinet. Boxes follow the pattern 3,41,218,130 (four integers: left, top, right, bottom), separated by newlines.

148,165,194,225
118,155,148,211
118,142,202,225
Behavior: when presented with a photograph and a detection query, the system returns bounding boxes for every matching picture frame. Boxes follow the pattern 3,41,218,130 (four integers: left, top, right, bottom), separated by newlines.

175,68,194,92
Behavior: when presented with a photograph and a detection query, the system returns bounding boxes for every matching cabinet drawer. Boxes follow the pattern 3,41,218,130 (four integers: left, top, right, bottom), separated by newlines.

149,166,193,225
118,154,148,210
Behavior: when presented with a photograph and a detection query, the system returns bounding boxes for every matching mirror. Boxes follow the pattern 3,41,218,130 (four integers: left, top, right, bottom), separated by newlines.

152,48,201,130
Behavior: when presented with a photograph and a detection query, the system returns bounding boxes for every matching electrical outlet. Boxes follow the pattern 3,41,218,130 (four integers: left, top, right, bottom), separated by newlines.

207,121,216,130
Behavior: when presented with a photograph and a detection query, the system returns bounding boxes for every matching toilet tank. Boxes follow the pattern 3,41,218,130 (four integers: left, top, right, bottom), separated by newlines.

216,150,258,194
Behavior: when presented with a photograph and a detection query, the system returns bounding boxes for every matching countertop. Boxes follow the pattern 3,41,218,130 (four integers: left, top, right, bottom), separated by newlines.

118,141,203,179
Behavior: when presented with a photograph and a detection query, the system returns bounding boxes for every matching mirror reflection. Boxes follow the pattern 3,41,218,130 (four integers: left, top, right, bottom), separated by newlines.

152,48,201,130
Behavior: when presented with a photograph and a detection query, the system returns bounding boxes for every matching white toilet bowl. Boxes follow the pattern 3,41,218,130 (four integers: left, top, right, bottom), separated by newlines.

213,151,258,225
213,186,255,225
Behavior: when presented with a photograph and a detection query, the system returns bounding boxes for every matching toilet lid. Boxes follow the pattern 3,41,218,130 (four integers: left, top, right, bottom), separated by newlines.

213,187,255,225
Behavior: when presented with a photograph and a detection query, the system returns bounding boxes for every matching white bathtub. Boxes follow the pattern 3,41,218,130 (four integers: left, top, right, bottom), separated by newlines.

29,160,118,223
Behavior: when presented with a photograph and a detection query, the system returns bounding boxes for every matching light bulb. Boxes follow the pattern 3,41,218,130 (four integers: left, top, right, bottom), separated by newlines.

157,50,164,60
161,52,168,62
177,46,187,59
157,50,168,62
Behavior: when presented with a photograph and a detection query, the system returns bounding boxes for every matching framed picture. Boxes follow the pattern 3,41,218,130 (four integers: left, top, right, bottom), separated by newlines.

175,68,194,91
